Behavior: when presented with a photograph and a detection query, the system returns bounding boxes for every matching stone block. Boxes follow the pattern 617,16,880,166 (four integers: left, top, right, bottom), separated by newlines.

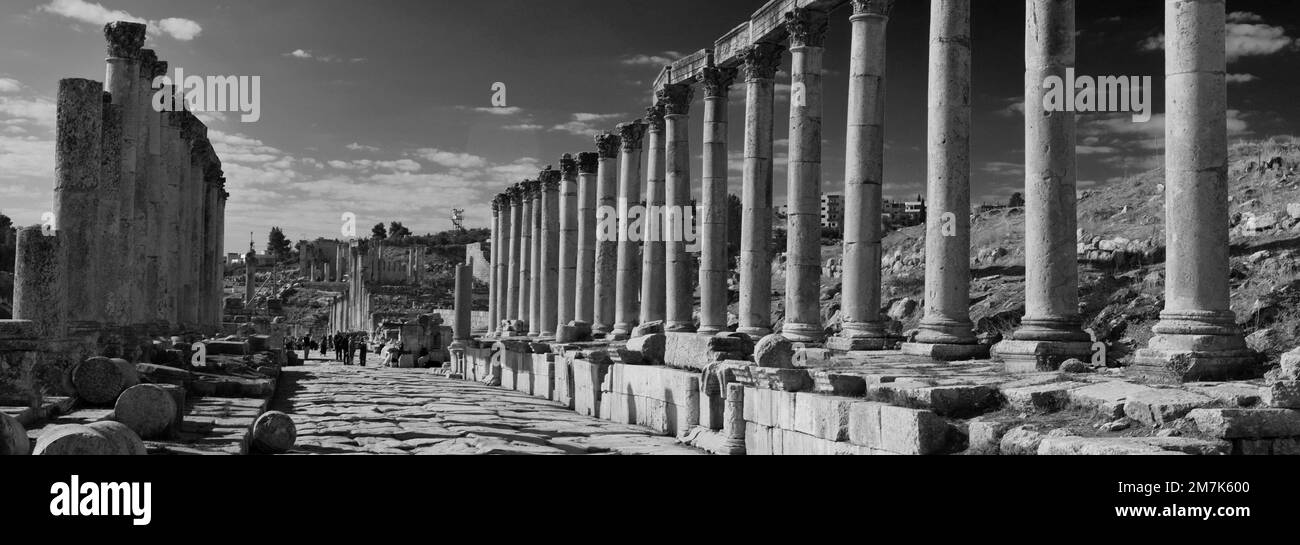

846,401,883,447
1188,408,1300,439
1264,381,1300,408
967,417,1017,455
1067,381,1155,419
625,333,666,365
753,334,794,368
900,342,991,361
1123,388,1214,427
749,366,812,392
878,405,950,455
868,382,998,417
792,393,854,441
662,332,714,370
206,340,250,356
1001,381,1088,412
999,426,1049,456
745,421,775,455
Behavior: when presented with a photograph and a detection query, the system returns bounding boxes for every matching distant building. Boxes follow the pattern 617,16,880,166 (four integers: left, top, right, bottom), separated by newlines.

883,195,926,228
820,193,844,230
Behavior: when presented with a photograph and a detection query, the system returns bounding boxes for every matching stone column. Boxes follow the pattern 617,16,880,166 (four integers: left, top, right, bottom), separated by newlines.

699,66,737,334
640,105,667,325
995,0,1093,370
214,181,227,328
662,84,696,333
902,0,987,360
517,181,535,329
575,152,600,324
454,263,473,342
14,226,64,339
737,44,783,338
539,168,562,337
488,195,502,333
781,8,829,343
102,21,145,330
245,248,256,304
53,78,103,331
506,184,524,329
612,121,647,338
832,0,894,351
141,54,167,331
593,134,621,334
529,177,546,337
557,155,579,334
186,129,207,328
203,165,221,331
160,90,181,328
1135,0,1258,382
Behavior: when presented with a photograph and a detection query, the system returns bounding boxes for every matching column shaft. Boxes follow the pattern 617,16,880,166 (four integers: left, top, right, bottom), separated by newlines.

54,78,103,331
640,107,667,324
613,121,647,337
738,44,782,337
539,169,561,336
662,84,695,332
557,157,579,333
575,153,600,324
593,134,621,334
699,68,735,334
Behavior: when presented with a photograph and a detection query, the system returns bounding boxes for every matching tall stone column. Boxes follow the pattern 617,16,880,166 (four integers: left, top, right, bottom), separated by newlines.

529,178,546,336
517,181,535,329
159,89,181,328
245,247,256,304
539,168,562,337
203,164,221,331
453,262,473,342
54,78,103,332
612,121,647,338
699,66,736,334
506,184,524,329
102,21,145,330
185,126,206,329
575,152,599,325
640,105,667,325
832,0,893,351
15,226,64,339
902,0,987,360
170,112,192,326
781,8,829,343
738,44,783,338
593,134,621,335
557,155,579,334
141,54,167,331
995,0,1092,370
215,184,227,327
488,196,502,333
662,84,696,333
1135,0,1258,382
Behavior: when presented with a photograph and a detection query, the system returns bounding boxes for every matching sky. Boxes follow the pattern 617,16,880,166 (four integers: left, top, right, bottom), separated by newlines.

1,0,1299,254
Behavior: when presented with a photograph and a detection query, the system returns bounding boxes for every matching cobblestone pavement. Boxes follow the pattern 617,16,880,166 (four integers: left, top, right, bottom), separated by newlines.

272,363,705,455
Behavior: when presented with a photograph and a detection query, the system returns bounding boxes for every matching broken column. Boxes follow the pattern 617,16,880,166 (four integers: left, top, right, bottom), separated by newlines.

640,104,667,325
453,262,473,343
832,0,893,351
612,121,647,338
781,8,829,343
901,0,987,360
699,66,736,335
995,0,1093,370
662,83,696,333
54,78,103,332
593,133,621,335
557,155,579,335
539,168,562,337
575,152,600,325
738,43,783,338
1134,0,1258,382
14,227,64,339
245,246,256,304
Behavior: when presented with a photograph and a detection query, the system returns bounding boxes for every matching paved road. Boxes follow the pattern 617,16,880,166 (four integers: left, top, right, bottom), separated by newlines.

272,363,704,455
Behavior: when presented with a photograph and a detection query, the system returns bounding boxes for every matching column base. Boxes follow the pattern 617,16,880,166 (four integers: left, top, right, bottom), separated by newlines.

781,322,826,343
737,326,772,338
697,325,727,335
1130,313,1264,383
900,342,990,362
829,321,893,351
993,340,1095,373
611,322,636,339
666,321,696,333
592,323,612,336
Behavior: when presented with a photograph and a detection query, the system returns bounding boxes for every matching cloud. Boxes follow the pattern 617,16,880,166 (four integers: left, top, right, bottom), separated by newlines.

412,148,488,169
284,49,366,63
503,124,543,132
620,51,682,67
40,0,203,41
470,106,523,116
0,79,22,94
995,98,1024,118
1139,13,1296,63
1227,11,1263,24
346,142,381,152
1227,73,1259,84
0,95,56,128
551,112,624,137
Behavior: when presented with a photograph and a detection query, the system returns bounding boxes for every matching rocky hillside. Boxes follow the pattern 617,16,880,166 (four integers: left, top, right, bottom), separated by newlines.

803,136,1300,366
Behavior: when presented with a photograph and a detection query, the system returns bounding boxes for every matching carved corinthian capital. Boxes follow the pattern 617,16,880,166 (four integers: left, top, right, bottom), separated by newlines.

560,153,578,179
104,21,146,59
850,0,895,17
645,104,665,131
739,43,784,81
657,84,694,116
595,132,622,158
701,66,738,98
541,168,561,191
785,8,830,48
617,121,647,152
578,152,599,174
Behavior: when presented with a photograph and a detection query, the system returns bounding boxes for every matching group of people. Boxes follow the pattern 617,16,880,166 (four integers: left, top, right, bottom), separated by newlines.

297,332,369,366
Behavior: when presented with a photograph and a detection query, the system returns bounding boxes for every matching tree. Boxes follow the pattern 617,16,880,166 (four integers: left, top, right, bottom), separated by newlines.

371,223,388,240
267,227,292,261
0,213,14,274
1009,192,1025,208
388,221,412,239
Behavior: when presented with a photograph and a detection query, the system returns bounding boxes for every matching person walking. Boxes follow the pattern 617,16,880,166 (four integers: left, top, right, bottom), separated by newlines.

344,335,356,366
358,338,368,367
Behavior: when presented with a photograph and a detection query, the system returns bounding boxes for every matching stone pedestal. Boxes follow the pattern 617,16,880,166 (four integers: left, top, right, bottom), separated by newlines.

593,134,621,335
1134,0,1260,383
612,121,646,338
699,67,736,335
781,9,829,343
833,1,892,351
738,44,782,338
640,106,667,325
901,0,986,360
994,0,1092,370
662,84,695,333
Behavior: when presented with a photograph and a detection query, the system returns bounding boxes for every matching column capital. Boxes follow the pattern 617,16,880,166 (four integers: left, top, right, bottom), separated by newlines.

577,152,600,174
560,153,578,179
701,66,738,98
104,21,146,59
739,43,784,81
644,103,665,131
508,183,525,203
138,49,158,80
540,167,562,191
786,8,830,48
656,84,694,116
616,121,647,151
491,194,502,213
595,132,622,158
849,0,895,18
